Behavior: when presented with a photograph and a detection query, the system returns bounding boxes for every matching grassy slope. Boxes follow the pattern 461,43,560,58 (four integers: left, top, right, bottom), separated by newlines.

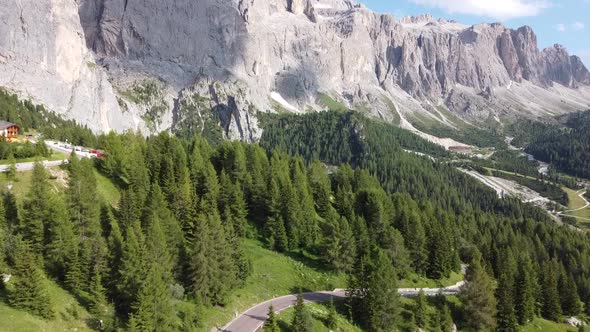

94,169,121,207
199,238,347,330
0,167,66,200
563,188,590,228
0,278,92,332
276,302,361,332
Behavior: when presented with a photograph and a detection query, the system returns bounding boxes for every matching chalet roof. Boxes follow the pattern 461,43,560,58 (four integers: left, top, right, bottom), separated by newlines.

0,121,18,130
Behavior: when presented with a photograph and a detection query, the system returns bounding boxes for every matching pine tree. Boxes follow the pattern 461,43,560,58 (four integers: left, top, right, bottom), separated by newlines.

460,256,497,330
0,196,7,273
143,183,183,267
45,194,77,283
8,241,54,319
560,272,582,316
541,261,562,321
438,302,453,332
208,210,236,305
366,248,400,332
5,152,16,181
291,293,313,332
20,161,51,258
105,207,124,299
326,297,338,330
496,273,518,332
88,269,107,316
415,289,427,328
3,190,19,227
115,223,145,318
129,218,176,331
515,255,536,324
263,304,279,332
188,213,212,304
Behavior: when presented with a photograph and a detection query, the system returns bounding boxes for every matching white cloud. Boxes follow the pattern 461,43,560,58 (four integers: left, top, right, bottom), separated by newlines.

555,23,566,32
408,0,551,20
572,22,585,30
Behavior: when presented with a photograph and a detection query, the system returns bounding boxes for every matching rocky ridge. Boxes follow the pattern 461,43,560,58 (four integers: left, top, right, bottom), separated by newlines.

0,0,589,143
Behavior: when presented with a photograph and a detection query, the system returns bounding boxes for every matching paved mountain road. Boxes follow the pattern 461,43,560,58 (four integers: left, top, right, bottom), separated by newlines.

221,279,466,332
0,159,68,173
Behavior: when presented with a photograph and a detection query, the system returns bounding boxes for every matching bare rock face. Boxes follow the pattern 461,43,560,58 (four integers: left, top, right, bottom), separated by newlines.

1,0,589,139
0,0,137,133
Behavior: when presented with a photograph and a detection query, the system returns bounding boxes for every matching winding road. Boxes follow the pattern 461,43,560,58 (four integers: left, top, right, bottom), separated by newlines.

220,279,465,332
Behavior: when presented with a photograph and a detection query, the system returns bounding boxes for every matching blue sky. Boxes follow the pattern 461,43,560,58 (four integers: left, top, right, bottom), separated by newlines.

359,0,590,67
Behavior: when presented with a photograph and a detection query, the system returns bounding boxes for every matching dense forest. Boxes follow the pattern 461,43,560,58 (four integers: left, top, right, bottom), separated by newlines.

0,98,589,331
509,110,590,179
0,88,97,147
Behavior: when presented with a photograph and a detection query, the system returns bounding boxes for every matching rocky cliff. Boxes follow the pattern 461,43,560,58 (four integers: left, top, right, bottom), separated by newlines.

1,0,589,141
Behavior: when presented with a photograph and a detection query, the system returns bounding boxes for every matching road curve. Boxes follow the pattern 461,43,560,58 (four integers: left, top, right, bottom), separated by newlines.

221,280,465,332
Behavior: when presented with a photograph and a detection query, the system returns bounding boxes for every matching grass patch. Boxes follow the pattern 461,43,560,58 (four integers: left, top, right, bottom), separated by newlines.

0,151,68,165
0,168,65,200
0,278,92,332
317,93,348,112
381,96,401,126
276,301,361,332
521,318,578,332
198,239,347,330
564,188,587,210
94,169,121,207
398,269,464,288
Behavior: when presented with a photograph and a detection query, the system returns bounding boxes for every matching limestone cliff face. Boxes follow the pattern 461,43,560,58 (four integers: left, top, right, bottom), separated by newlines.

1,0,589,139
0,0,142,133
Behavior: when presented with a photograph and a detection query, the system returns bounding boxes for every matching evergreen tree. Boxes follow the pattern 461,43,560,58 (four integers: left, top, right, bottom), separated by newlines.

129,218,176,331
460,256,497,330
88,269,107,316
263,304,279,332
515,255,536,325
115,223,145,318
3,190,19,227
560,272,582,316
496,273,518,332
291,293,313,332
541,261,562,321
45,194,77,283
8,241,54,319
20,161,51,258
105,207,124,299
415,289,427,328
438,302,453,332
5,152,16,181
0,195,7,273
326,297,338,330
366,248,400,332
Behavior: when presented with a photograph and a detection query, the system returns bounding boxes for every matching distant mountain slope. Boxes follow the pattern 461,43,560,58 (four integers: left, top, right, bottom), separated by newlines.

1,0,589,141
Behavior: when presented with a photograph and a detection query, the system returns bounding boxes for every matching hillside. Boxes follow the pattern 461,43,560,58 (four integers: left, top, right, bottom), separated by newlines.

1,0,590,141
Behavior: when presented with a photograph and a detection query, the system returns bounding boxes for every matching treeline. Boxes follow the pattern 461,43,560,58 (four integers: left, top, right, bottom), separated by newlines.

260,111,590,330
509,111,590,179
0,139,51,160
0,88,97,147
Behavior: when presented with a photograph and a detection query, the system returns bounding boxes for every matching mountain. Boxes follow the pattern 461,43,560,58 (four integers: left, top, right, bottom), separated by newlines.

1,0,589,142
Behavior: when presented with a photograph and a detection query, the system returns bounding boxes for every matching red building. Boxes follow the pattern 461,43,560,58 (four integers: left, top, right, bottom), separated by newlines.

0,121,19,140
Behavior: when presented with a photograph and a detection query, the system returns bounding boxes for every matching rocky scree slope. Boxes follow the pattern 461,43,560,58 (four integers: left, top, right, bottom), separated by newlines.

1,0,589,142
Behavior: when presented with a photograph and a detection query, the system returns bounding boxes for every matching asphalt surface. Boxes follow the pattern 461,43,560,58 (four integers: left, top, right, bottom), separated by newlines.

0,160,68,173
221,280,465,332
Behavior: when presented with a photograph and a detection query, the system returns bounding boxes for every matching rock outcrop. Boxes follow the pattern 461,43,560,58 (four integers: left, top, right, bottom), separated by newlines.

1,0,589,139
